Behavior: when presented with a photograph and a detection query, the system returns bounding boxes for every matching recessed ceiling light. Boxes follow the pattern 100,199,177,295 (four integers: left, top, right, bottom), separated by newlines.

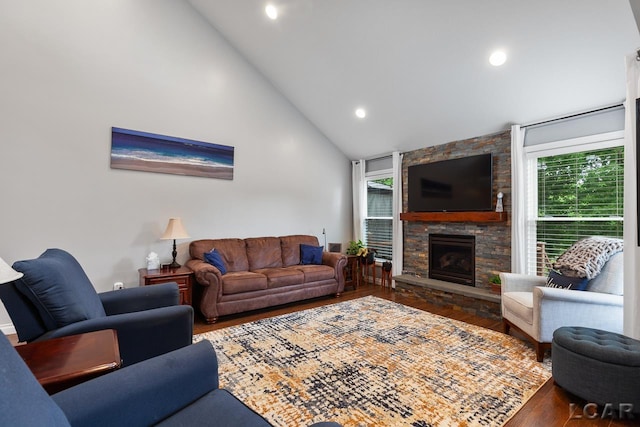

265,4,278,20
489,50,507,66
355,108,367,119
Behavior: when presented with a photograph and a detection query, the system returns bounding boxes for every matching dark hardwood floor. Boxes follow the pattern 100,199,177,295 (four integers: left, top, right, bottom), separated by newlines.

7,283,634,425
194,283,639,427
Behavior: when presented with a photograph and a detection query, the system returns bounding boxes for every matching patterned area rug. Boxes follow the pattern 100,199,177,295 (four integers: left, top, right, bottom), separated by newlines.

194,296,551,426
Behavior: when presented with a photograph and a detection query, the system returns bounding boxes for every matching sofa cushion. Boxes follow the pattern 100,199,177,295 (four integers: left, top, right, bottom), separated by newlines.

502,291,533,325
246,237,282,270
156,389,271,427
254,268,305,289
546,270,588,290
12,249,106,330
553,326,640,367
293,265,335,283
586,252,623,295
221,272,268,295
204,249,227,275
280,235,320,266
300,244,323,265
190,239,249,273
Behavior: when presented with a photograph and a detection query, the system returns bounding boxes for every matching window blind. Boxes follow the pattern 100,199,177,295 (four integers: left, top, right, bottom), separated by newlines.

365,178,393,260
534,146,624,272
524,105,624,147
365,155,392,173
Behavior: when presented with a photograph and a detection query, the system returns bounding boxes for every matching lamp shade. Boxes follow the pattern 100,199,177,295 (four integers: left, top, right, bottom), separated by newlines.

161,217,190,240
0,257,23,284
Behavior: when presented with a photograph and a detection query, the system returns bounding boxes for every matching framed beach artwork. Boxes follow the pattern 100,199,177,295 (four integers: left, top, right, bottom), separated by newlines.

110,127,234,180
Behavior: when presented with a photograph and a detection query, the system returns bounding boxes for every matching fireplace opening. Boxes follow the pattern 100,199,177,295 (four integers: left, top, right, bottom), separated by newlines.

429,234,475,286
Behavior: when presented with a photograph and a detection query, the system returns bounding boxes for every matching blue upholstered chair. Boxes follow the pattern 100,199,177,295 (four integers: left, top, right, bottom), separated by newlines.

0,332,273,426
0,332,344,426
0,249,193,366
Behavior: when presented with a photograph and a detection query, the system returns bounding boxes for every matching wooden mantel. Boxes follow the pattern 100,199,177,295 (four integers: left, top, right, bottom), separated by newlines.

399,211,507,223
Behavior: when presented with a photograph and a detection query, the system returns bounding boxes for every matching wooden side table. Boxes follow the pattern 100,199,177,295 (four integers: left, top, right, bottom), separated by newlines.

139,266,193,306
381,261,392,288
344,255,360,290
16,330,121,394
361,258,376,286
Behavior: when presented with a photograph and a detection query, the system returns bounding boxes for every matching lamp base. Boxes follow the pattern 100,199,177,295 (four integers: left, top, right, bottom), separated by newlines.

169,239,181,269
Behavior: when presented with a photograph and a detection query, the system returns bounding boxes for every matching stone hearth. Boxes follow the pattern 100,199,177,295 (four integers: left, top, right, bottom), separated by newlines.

393,274,501,320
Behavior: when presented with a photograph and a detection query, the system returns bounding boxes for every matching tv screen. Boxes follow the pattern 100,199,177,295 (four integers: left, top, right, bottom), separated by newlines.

407,154,493,212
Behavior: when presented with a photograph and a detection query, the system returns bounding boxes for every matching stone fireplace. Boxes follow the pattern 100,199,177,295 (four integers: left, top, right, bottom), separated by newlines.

428,234,475,286
394,130,512,319
400,129,512,292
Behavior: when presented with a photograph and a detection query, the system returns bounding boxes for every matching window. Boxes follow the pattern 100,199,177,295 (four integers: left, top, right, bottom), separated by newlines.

364,175,393,260
527,144,624,274
356,155,396,262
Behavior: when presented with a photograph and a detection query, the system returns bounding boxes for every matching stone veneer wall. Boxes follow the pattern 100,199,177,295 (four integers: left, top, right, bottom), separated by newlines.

402,130,512,291
395,282,502,319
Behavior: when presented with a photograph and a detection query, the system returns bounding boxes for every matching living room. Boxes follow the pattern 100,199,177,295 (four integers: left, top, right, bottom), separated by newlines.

2,1,640,426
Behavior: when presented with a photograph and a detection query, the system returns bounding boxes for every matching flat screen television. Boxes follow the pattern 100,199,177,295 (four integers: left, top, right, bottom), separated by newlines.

407,153,493,212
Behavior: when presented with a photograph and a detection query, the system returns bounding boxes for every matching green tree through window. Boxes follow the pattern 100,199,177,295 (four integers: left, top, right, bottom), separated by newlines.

536,146,623,270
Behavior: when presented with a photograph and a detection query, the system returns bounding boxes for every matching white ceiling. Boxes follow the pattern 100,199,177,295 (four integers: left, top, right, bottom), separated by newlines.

187,0,640,160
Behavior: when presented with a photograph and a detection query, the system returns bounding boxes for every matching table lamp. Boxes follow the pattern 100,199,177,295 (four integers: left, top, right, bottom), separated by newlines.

161,217,190,269
0,257,23,284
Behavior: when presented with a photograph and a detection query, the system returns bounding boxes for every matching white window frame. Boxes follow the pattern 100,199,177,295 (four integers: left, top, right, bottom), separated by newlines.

523,130,624,274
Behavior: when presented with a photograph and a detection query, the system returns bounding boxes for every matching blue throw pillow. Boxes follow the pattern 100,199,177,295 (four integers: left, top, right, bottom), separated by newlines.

546,270,589,290
300,244,323,265
204,249,227,275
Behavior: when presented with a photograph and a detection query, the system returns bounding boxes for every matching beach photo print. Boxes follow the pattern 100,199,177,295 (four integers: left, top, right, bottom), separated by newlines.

110,127,234,180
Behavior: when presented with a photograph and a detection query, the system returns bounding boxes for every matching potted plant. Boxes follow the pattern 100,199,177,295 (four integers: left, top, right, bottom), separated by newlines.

358,247,376,265
346,240,365,256
347,240,376,264
489,274,501,294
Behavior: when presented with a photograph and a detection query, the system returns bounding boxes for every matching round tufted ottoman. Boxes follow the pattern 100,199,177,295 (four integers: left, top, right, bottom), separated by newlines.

552,326,640,411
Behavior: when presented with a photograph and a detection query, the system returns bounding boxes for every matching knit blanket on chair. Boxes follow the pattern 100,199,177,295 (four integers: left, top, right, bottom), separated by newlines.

552,236,624,279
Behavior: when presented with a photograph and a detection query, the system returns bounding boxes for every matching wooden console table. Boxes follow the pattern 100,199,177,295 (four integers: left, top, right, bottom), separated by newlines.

16,330,121,394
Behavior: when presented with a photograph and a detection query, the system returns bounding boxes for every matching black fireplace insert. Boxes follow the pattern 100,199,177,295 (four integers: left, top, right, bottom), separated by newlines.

428,234,475,286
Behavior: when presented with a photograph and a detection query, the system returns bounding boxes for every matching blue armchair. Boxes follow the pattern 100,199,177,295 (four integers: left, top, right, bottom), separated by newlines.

0,249,193,366
0,332,273,426
0,332,344,426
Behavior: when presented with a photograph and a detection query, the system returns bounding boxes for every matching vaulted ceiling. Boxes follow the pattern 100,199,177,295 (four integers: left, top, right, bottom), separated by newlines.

188,0,640,160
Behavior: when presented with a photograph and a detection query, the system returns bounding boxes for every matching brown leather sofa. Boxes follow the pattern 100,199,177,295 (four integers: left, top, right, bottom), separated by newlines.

186,235,347,323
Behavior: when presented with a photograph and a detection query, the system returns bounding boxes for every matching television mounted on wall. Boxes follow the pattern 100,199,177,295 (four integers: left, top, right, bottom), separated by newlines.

407,153,493,212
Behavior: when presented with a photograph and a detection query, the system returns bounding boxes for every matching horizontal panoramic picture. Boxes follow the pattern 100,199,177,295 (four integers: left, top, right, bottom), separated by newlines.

110,127,234,180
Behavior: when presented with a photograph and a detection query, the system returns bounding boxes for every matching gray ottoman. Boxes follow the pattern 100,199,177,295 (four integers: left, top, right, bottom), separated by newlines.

552,326,640,411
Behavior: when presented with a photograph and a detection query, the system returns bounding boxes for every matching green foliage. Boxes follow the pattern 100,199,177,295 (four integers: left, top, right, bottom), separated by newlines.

489,274,501,285
373,177,393,187
346,240,365,255
537,147,623,218
536,146,624,261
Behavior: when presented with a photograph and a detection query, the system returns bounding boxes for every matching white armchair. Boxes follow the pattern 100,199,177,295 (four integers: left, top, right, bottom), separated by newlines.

500,252,623,361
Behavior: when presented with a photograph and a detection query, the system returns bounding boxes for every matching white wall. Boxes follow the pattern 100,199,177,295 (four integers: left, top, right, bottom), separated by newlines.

0,0,352,332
